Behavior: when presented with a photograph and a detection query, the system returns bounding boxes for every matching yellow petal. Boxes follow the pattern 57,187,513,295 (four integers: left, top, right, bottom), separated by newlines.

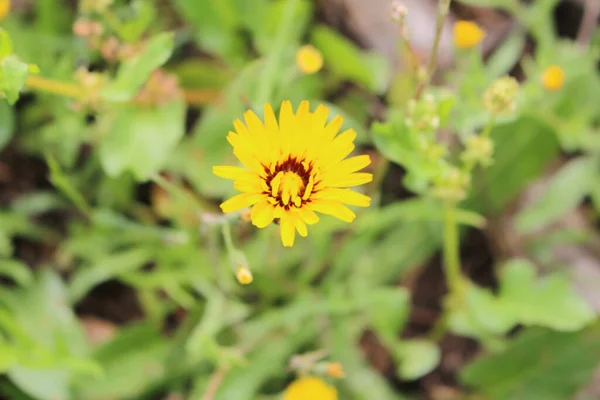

250,202,275,228
264,103,279,133
299,207,320,224
234,176,265,193
280,215,296,247
212,166,248,180
322,154,371,176
313,104,329,128
296,100,310,117
293,214,308,237
313,188,371,207
323,115,343,140
310,200,356,222
220,193,264,213
326,172,373,187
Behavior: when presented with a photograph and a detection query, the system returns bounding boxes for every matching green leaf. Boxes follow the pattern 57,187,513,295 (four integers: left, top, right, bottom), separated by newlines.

0,99,14,150
0,260,33,287
461,323,600,400
68,247,154,303
101,32,174,102
498,259,595,331
311,25,389,94
516,157,594,233
0,29,14,59
487,31,526,79
394,340,441,381
74,323,171,399
467,116,560,212
0,56,29,105
99,99,186,181
367,288,410,344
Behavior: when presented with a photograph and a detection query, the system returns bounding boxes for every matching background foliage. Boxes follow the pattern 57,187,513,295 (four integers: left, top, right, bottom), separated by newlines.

1,0,600,399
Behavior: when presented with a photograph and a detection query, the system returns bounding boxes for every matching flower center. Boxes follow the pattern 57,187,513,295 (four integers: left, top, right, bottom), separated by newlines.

271,171,304,206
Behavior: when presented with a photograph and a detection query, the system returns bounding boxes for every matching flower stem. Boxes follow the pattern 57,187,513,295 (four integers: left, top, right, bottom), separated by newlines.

414,0,452,99
442,201,463,294
26,75,84,99
26,75,218,106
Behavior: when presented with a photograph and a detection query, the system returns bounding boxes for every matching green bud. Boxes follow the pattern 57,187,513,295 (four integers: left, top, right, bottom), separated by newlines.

483,76,520,116
461,135,494,167
406,94,440,133
431,165,470,201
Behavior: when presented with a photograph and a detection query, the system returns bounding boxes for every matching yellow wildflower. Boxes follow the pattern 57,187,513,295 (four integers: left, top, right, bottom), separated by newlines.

284,377,337,400
326,362,344,378
235,265,253,285
0,0,10,20
453,20,485,49
542,65,564,91
213,101,372,247
296,45,323,74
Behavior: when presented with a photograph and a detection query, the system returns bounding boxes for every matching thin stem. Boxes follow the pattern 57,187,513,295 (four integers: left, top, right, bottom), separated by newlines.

26,75,84,99
220,221,236,259
414,0,451,99
481,115,496,139
442,202,463,294
255,0,300,105
26,75,218,106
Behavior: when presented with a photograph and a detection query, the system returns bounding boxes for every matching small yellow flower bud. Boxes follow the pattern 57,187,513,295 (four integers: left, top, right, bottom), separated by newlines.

284,377,337,400
462,135,494,167
236,265,253,285
326,362,344,378
453,20,485,49
296,45,323,75
240,208,252,223
0,0,10,21
542,65,564,92
483,76,520,116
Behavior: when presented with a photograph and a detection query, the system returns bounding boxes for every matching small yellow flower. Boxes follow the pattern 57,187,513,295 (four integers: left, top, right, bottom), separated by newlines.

542,65,564,91
453,20,485,49
213,101,372,247
284,377,337,400
326,362,344,378
236,265,253,285
0,0,10,20
296,45,323,74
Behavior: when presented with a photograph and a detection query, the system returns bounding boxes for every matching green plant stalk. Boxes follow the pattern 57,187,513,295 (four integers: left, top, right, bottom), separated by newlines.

254,0,300,106
45,154,92,217
415,0,451,99
442,202,463,294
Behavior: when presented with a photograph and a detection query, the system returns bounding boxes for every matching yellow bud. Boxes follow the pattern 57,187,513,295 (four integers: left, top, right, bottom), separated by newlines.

0,0,10,20
453,20,485,49
236,266,253,285
326,362,344,378
542,65,564,92
283,377,337,400
296,45,323,75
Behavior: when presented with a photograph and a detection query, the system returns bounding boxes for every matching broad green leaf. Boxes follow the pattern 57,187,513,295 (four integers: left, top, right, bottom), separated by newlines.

394,340,441,381
461,323,600,400
498,259,595,331
367,288,410,344
74,323,170,399
99,98,186,181
0,56,29,105
0,99,14,150
101,32,174,102
516,157,594,233
7,270,93,400
311,25,389,94
468,116,560,212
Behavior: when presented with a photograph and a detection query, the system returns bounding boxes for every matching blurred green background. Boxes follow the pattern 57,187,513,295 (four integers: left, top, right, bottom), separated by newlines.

1,0,600,399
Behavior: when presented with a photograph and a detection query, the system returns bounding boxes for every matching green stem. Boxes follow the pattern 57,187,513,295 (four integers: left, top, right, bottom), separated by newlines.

254,0,300,105
45,154,92,218
442,202,463,294
221,221,236,259
481,114,496,138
